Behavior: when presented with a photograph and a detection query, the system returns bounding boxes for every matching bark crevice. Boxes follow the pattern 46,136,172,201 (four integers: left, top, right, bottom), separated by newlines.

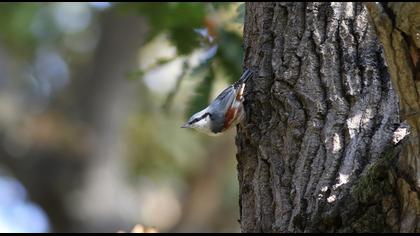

236,2,418,233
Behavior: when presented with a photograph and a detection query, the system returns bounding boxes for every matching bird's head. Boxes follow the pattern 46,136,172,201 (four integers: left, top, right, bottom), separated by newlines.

181,108,218,136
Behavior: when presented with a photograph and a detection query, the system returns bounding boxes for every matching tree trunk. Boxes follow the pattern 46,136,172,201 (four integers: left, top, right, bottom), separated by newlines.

236,2,419,233
364,3,420,232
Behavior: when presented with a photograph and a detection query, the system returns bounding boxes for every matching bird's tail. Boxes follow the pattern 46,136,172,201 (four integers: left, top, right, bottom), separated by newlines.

234,68,254,88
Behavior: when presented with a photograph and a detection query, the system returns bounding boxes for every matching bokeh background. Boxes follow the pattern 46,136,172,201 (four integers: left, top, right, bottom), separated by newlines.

0,2,246,233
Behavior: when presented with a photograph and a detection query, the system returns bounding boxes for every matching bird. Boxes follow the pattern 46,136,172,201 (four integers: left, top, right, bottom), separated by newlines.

181,69,253,136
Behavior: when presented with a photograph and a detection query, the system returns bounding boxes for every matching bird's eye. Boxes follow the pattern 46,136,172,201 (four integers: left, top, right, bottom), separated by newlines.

190,118,198,124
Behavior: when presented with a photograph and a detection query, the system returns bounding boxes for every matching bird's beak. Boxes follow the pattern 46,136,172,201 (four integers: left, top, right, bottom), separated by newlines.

181,123,190,128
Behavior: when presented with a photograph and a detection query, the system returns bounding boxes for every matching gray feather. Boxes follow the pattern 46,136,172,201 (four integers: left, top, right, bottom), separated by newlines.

182,69,254,134
207,69,254,133
207,85,235,133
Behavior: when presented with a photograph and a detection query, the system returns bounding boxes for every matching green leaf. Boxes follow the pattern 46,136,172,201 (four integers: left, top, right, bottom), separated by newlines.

0,3,41,57
214,29,243,84
169,26,200,55
186,62,214,118
118,3,206,55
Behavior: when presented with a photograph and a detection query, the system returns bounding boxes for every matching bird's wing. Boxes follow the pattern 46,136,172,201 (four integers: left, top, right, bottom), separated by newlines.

207,85,236,132
207,69,253,133
233,69,253,88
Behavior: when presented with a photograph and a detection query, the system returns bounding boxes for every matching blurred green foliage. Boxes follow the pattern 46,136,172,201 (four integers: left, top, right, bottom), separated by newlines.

0,3,41,57
187,60,215,119
117,2,245,118
0,1,245,178
0,2,245,119
120,3,206,55
215,30,244,84
0,3,245,232
235,3,245,24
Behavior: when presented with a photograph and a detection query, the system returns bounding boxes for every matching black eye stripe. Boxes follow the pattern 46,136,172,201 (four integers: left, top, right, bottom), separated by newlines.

189,118,198,124
202,112,211,119
189,112,211,124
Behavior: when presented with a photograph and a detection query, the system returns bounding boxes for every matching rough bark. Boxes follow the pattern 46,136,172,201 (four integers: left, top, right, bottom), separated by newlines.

237,2,418,233
364,3,420,232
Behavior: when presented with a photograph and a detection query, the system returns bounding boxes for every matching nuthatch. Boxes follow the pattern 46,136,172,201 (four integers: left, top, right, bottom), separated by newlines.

181,69,253,136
